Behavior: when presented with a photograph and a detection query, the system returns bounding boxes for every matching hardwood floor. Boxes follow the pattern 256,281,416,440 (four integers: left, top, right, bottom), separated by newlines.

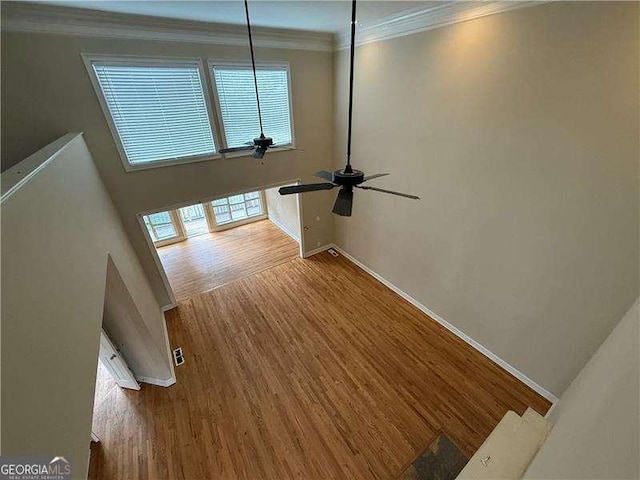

89,251,550,480
91,359,117,432
157,219,299,301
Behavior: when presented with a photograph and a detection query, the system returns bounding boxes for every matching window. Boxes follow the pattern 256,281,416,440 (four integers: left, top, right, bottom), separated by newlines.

144,211,181,243
85,56,217,169
211,64,293,150
211,191,264,226
143,192,266,247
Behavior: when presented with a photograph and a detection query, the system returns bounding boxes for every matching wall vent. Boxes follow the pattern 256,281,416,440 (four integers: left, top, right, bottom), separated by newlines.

173,347,184,366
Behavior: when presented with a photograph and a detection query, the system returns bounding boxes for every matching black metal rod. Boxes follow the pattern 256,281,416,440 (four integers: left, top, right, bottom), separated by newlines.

346,0,357,168
244,0,264,136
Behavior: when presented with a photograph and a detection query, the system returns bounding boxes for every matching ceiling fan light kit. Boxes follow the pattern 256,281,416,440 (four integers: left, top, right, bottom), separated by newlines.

277,0,419,217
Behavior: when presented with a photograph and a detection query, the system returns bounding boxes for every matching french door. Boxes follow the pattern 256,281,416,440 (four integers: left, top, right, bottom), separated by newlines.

178,204,210,237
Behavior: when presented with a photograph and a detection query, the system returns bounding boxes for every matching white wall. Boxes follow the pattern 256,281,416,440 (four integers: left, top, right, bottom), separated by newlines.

1,32,336,307
103,256,174,381
265,185,301,242
333,1,639,396
524,299,639,480
0,134,173,477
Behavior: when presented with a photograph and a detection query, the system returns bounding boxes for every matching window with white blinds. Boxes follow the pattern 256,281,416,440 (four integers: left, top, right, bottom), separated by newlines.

212,65,293,149
90,60,216,166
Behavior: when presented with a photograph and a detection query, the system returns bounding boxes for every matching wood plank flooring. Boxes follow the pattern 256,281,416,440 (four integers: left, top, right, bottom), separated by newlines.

89,251,550,480
91,359,118,433
157,219,299,301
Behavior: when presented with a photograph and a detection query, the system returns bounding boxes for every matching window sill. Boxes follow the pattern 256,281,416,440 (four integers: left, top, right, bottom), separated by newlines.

123,145,296,170
213,213,268,232
151,235,186,248
123,153,222,172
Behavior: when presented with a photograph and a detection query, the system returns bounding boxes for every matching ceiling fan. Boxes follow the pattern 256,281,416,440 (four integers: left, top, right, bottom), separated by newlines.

219,0,275,160
278,0,419,216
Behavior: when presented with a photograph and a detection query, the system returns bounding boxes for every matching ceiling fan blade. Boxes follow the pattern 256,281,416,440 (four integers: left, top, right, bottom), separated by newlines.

279,183,336,195
220,145,255,154
314,170,334,182
332,188,353,216
362,173,390,182
355,185,419,199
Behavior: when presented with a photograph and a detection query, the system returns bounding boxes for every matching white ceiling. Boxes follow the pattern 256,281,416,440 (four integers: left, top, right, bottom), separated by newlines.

36,1,444,33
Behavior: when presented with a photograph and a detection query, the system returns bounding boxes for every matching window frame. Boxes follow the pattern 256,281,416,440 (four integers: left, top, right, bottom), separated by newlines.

208,60,296,158
209,190,267,230
143,209,187,247
82,54,221,172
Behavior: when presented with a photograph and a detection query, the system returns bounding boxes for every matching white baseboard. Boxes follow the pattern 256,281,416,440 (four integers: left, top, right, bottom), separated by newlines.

161,303,178,312
331,244,559,404
161,310,177,385
268,216,300,243
136,375,176,387
544,400,559,419
303,243,333,258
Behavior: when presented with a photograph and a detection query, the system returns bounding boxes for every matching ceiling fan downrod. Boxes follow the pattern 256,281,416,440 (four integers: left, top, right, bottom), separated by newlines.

345,0,357,173
276,0,419,217
219,0,273,158
244,0,265,138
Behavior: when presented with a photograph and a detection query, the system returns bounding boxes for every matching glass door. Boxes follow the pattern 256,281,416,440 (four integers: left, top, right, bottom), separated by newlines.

178,203,210,237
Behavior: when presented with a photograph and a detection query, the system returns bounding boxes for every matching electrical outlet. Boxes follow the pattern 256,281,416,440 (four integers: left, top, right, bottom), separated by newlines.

173,347,184,366
316,216,320,222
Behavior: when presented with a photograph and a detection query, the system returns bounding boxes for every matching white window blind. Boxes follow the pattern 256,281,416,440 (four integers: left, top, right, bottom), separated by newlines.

213,66,292,149
92,62,216,165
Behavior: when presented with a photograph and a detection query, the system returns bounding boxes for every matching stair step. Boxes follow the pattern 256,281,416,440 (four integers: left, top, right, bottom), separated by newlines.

456,410,552,479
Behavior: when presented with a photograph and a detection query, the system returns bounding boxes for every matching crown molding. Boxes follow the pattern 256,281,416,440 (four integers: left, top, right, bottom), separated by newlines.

1,2,334,52
335,1,549,50
1,1,549,52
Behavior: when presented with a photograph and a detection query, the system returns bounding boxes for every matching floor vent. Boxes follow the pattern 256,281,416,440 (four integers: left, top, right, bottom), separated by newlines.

173,347,185,366
328,248,339,257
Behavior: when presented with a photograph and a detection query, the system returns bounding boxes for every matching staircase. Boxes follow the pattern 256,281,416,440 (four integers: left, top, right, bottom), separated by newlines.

456,408,552,479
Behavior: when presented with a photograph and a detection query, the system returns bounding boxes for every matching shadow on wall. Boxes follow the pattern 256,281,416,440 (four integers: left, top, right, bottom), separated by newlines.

103,255,174,383
265,184,301,243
